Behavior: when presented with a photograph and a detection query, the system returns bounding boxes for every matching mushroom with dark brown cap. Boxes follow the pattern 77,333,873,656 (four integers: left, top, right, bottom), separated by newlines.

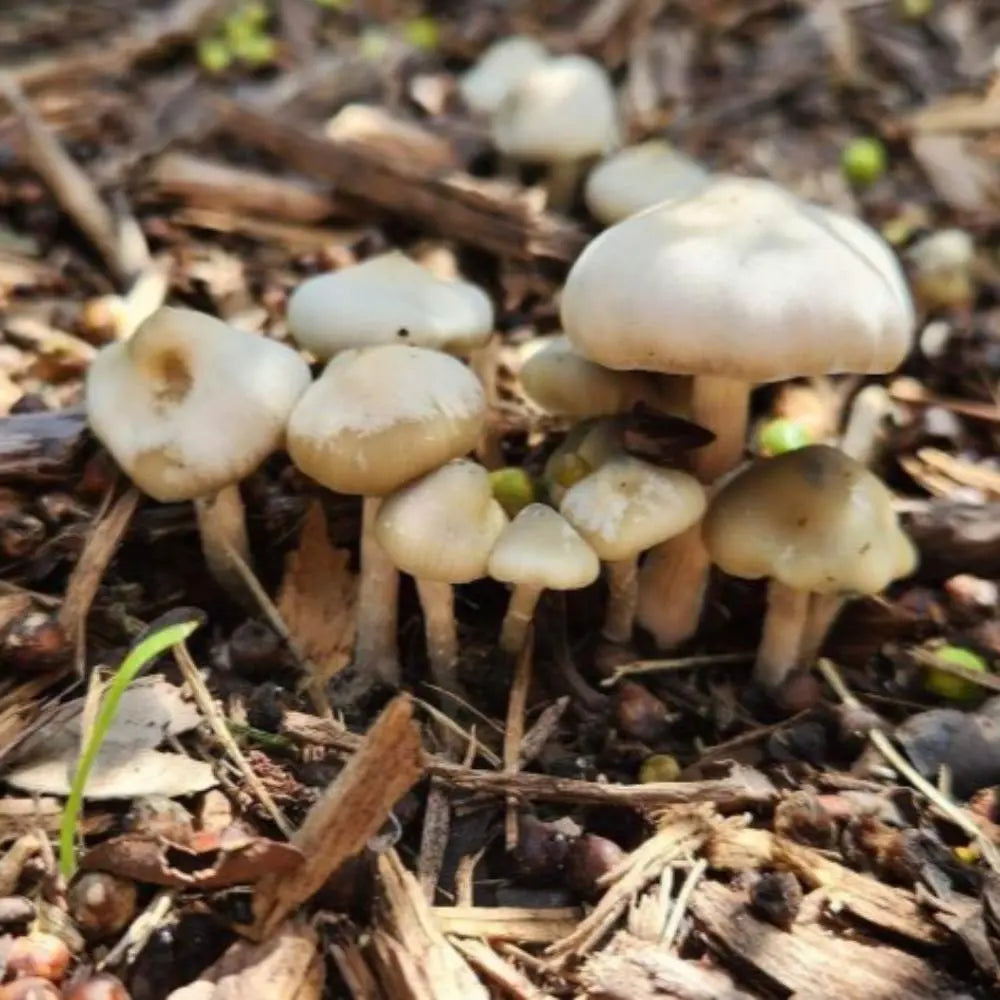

287,344,486,692
561,174,915,650
703,444,917,690
85,306,310,601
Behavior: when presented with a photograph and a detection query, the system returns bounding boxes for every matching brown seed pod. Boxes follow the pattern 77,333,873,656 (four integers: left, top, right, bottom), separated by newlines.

4,932,71,983
62,973,130,1000
564,833,626,901
0,977,62,1000
68,872,138,941
615,681,668,743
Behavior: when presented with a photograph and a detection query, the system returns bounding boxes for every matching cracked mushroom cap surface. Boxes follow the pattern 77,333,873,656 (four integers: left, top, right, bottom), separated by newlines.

375,459,507,583
561,175,914,382
286,251,494,360
459,35,549,116
703,444,917,594
287,344,485,496
86,306,311,503
488,503,599,590
559,455,706,561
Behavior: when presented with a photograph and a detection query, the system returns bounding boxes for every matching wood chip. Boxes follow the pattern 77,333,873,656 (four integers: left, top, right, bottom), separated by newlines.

432,907,582,944
0,409,88,485
451,937,557,1000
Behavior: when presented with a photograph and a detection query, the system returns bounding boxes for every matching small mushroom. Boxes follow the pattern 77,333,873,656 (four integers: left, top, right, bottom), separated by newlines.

286,251,494,361
560,456,705,644
488,503,599,656
86,306,310,600
905,228,976,311
458,36,549,117
703,444,917,690
492,55,620,211
375,459,507,693
584,140,709,225
287,345,485,691
542,416,625,506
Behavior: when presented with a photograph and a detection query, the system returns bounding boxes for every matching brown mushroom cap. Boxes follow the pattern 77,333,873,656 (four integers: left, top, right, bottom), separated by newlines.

703,444,917,594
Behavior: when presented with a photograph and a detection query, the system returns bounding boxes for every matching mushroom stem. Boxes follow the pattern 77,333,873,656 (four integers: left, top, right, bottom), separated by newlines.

546,160,582,213
193,486,252,603
415,578,461,694
691,375,751,482
602,558,638,644
355,496,401,687
635,525,711,649
798,593,847,666
756,580,811,690
498,584,543,657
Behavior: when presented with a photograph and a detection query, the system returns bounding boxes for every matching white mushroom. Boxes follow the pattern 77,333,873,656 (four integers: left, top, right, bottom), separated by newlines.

459,36,549,117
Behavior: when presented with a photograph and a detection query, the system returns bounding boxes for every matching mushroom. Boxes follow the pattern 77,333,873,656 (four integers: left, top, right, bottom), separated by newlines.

560,456,705,644
86,306,310,599
375,459,507,693
584,140,709,226
905,228,975,311
492,55,621,211
542,416,625,506
458,36,549,117
561,175,915,649
286,251,494,361
287,344,485,690
488,503,599,656
703,444,917,690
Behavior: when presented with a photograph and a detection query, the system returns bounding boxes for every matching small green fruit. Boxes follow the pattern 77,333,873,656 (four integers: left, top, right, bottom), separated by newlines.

841,137,888,187
757,418,812,457
895,0,933,20
234,32,277,66
197,37,233,74
923,645,989,701
402,16,440,51
638,754,681,783
489,467,536,519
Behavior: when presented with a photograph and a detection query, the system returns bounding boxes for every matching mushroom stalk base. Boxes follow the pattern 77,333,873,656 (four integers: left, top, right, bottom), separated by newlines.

194,486,252,604
636,525,710,650
757,580,811,690
603,558,638,644
415,578,461,695
499,584,542,657
546,160,582,213
355,496,401,688
798,593,847,667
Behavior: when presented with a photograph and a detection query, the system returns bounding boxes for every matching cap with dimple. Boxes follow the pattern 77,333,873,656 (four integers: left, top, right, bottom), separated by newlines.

562,175,915,383
286,251,494,360
86,306,311,502
488,503,599,590
703,444,917,594
375,459,507,583
287,344,485,496
560,455,706,561
459,36,549,116
584,140,709,226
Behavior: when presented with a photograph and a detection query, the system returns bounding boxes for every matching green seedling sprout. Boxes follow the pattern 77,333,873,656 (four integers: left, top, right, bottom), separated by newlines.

58,615,203,879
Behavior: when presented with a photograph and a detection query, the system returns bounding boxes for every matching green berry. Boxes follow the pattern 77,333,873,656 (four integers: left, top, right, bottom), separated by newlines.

402,16,440,51
489,467,536,519
234,32,276,66
639,754,681,783
197,37,233,74
923,645,989,701
841,137,888,187
359,28,389,61
896,0,933,20
241,1,270,27
757,418,812,457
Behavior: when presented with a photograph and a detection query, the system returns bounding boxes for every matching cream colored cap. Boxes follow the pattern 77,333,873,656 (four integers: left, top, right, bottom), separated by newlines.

459,36,549,116
488,503,599,590
584,140,709,225
287,344,485,496
86,307,311,503
286,251,494,360
375,459,507,583
562,175,914,382
703,444,917,594
492,55,621,163
560,455,706,561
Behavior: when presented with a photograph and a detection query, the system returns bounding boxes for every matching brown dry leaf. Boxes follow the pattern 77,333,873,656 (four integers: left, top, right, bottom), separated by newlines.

910,134,1000,213
278,501,356,684
167,920,323,1000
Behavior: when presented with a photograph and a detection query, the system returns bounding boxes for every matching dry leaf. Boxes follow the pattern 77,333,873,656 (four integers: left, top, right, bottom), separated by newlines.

910,134,1000,212
167,921,323,1000
277,501,356,684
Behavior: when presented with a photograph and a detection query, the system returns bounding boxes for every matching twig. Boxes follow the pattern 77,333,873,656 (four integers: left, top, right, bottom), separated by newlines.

100,889,174,970
412,697,500,767
660,858,707,950
504,629,534,851
601,652,754,687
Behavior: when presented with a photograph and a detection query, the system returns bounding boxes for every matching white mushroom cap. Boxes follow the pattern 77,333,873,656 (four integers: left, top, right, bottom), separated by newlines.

906,228,974,274
559,455,706,561
492,55,621,163
458,36,549,116
376,459,507,583
519,334,653,417
286,251,494,360
488,503,599,590
703,444,917,594
584,140,710,225
86,306,310,503
543,416,626,505
287,344,485,496
561,175,915,383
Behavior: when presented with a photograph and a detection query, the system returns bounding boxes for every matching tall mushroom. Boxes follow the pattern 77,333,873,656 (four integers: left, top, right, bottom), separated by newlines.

459,36,549,117
286,250,494,361
559,456,705,644
287,344,485,691
703,444,917,690
560,175,915,649
488,503,599,656
86,306,310,599
375,459,507,693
